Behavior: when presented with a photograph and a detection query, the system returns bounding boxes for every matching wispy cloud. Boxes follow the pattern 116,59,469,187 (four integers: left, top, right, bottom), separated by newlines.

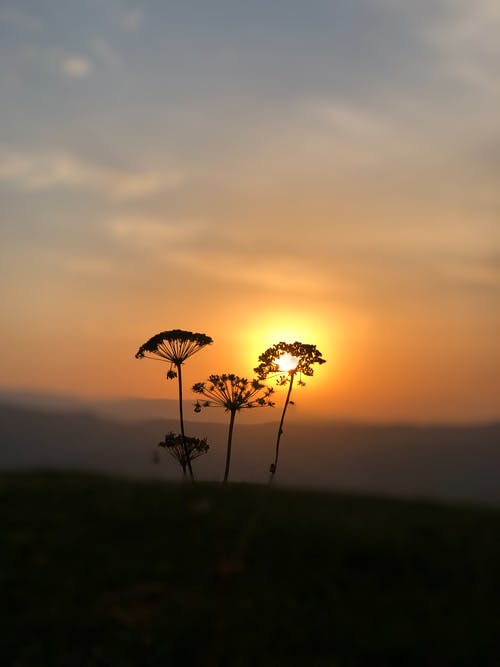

62,55,93,78
105,212,335,297
109,216,202,248
60,256,115,277
429,1,500,93
166,248,332,298
0,148,184,200
301,99,414,168
441,255,500,290
382,0,500,95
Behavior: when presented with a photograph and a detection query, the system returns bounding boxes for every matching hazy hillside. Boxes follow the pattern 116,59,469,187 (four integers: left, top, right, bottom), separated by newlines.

0,389,273,423
0,390,192,423
1,403,499,505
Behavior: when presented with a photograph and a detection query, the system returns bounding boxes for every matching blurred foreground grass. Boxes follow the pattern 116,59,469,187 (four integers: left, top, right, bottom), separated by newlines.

2,472,500,666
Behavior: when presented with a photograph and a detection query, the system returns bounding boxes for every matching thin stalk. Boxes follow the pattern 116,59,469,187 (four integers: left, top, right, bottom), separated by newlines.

223,409,237,483
177,363,194,481
269,371,295,484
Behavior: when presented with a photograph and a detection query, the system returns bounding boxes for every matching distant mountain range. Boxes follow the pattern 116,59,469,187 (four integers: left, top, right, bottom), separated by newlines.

0,388,272,423
1,394,499,506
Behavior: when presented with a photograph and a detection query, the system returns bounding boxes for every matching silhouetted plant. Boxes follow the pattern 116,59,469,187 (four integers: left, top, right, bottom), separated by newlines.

254,342,326,483
192,374,274,483
158,432,209,477
135,329,213,480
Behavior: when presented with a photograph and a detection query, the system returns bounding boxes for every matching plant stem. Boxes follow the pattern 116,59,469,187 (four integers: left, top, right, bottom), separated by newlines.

223,409,236,483
269,371,295,484
177,363,194,481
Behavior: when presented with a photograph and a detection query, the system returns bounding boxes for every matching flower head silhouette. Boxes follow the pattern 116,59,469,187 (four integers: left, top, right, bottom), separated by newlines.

193,374,274,482
254,341,325,382
135,329,213,377
135,329,213,480
158,432,209,476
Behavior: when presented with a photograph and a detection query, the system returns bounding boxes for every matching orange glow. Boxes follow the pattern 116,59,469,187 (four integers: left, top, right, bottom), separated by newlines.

242,309,331,368
1,2,500,430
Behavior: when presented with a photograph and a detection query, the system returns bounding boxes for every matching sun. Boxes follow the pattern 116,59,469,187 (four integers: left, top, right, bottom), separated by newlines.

276,352,299,373
231,305,337,389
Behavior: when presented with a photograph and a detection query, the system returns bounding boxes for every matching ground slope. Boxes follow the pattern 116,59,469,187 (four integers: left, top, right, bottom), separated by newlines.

2,472,500,666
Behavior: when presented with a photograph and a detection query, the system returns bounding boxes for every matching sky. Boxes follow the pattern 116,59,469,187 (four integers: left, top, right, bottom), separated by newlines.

1,0,499,422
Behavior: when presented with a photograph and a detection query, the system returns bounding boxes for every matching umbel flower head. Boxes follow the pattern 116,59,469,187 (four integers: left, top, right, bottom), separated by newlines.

254,341,326,385
135,329,213,379
158,432,209,471
193,374,274,413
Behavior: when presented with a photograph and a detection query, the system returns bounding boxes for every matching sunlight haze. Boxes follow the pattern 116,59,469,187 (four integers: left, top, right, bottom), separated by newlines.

1,1,499,422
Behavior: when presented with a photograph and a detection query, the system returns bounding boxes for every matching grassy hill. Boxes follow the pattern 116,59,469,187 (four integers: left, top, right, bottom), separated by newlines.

2,472,500,666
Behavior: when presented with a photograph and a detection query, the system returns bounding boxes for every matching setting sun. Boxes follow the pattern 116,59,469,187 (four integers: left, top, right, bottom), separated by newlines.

276,352,299,373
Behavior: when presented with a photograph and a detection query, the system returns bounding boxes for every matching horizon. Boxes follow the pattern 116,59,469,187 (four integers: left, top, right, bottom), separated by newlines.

1,385,499,427
1,1,499,424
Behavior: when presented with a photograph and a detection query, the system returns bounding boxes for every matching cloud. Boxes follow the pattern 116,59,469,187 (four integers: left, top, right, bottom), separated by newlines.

431,0,500,53
61,256,115,277
109,216,202,248
308,101,389,139
301,99,411,168
165,248,332,298
441,255,500,290
370,1,500,97
382,0,500,95
122,8,143,31
105,212,335,297
225,96,424,192
62,56,93,78
429,2,500,92
0,148,184,200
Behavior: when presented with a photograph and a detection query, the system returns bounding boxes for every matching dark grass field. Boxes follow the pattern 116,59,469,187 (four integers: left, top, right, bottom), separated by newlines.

2,472,500,666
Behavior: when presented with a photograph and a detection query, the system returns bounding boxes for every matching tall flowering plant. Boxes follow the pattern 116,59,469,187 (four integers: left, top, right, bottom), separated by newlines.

254,341,325,482
193,374,274,482
135,329,213,479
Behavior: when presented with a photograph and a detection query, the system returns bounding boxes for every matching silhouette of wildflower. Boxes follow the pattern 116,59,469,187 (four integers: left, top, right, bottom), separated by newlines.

254,341,326,482
135,329,213,480
192,374,274,482
158,432,209,477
